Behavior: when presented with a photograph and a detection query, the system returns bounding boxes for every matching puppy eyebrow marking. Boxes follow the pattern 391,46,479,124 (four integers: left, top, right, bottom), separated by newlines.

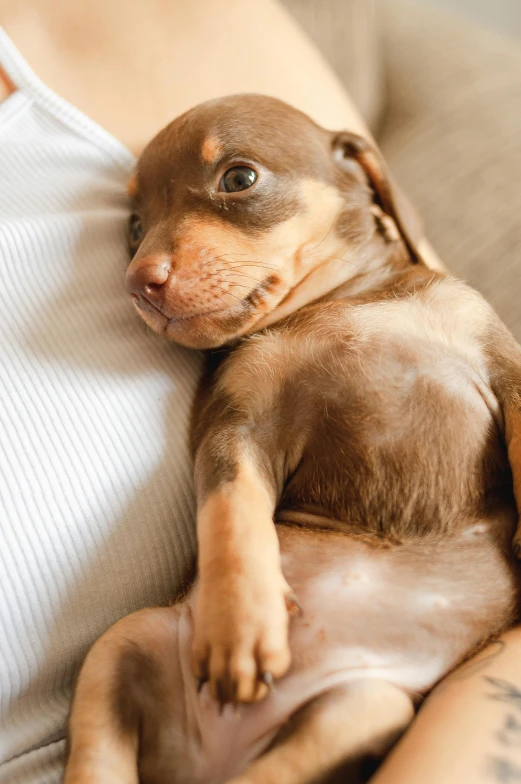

127,174,138,199
200,136,223,165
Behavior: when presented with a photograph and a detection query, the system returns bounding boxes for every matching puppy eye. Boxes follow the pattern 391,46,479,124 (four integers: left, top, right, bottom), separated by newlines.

219,166,258,193
129,214,143,245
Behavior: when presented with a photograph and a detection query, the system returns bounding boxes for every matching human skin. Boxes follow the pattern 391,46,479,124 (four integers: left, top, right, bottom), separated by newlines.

0,0,369,153
1,0,518,779
0,0,444,274
373,627,521,784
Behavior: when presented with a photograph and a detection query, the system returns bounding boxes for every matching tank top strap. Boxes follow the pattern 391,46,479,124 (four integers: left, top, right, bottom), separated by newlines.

0,26,135,167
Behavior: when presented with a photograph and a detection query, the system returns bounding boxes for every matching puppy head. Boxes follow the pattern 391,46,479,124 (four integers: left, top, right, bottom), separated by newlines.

126,94,423,349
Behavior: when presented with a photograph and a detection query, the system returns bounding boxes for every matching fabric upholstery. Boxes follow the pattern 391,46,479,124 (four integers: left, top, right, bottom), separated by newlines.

380,0,521,339
281,0,384,131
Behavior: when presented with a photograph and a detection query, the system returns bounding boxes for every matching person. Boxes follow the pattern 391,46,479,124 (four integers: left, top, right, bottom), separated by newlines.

0,1,519,782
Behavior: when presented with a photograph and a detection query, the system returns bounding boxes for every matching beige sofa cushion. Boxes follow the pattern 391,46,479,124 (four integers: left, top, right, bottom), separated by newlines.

380,0,521,340
281,0,384,131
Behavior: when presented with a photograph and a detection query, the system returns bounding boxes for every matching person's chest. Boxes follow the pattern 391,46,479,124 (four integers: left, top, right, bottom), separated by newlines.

0,0,365,156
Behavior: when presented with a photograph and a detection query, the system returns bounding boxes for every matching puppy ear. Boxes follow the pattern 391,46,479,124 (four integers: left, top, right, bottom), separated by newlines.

332,131,426,265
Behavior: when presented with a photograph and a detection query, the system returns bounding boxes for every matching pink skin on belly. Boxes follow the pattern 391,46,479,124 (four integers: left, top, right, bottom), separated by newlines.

148,519,517,784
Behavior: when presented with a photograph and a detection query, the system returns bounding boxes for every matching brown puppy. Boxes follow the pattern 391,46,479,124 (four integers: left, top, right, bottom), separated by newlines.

65,95,521,784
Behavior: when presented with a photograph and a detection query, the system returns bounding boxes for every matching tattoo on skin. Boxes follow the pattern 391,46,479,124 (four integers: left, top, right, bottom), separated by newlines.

489,757,521,783
485,677,521,713
497,714,521,747
485,676,521,782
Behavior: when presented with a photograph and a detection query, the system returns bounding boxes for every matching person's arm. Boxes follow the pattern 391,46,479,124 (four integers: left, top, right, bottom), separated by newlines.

372,625,521,784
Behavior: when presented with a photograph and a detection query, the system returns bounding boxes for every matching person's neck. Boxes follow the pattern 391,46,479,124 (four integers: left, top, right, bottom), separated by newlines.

0,0,241,155
1,0,213,36
0,0,218,69
0,0,368,156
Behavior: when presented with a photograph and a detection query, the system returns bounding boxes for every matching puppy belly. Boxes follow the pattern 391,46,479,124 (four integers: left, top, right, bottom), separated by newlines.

277,523,518,691
149,522,519,784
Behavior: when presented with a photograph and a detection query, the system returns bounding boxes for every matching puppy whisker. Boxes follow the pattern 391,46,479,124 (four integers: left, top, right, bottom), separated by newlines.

213,281,253,292
200,265,262,287
212,268,268,284
223,262,279,272
213,286,250,304
307,218,336,255
326,256,355,267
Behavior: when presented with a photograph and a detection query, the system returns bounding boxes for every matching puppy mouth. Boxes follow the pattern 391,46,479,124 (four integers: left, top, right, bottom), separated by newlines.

131,273,285,348
132,293,230,326
132,277,275,331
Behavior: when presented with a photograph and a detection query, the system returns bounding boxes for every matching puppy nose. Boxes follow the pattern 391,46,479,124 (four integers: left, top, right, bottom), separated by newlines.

126,255,171,299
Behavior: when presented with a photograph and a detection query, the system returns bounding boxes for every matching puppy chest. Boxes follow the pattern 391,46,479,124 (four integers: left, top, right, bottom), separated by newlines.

229,321,496,446
222,319,507,527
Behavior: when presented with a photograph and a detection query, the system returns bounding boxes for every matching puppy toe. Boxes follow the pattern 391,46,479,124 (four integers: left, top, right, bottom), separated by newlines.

257,640,291,684
208,648,258,705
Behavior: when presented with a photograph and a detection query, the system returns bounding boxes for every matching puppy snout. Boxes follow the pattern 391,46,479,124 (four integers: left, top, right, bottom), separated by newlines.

126,255,171,304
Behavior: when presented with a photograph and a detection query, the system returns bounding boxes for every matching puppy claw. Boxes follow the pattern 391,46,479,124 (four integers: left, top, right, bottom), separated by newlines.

260,671,274,691
197,677,208,694
193,571,292,707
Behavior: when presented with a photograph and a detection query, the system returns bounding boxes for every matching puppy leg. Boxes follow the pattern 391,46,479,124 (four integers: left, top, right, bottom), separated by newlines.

65,608,175,784
193,447,293,707
504,407,521,555
485,321,521,554
226,679,414,784
191,364,298,707
64,634,139,784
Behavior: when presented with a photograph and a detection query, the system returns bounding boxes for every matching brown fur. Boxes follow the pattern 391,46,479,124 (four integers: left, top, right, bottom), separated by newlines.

65,95,521,784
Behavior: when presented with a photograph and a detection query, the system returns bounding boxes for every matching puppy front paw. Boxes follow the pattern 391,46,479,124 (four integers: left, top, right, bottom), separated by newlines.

191,571,295,706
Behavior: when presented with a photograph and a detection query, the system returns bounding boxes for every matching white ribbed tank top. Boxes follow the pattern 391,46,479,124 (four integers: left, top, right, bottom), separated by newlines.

0,28,201,783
